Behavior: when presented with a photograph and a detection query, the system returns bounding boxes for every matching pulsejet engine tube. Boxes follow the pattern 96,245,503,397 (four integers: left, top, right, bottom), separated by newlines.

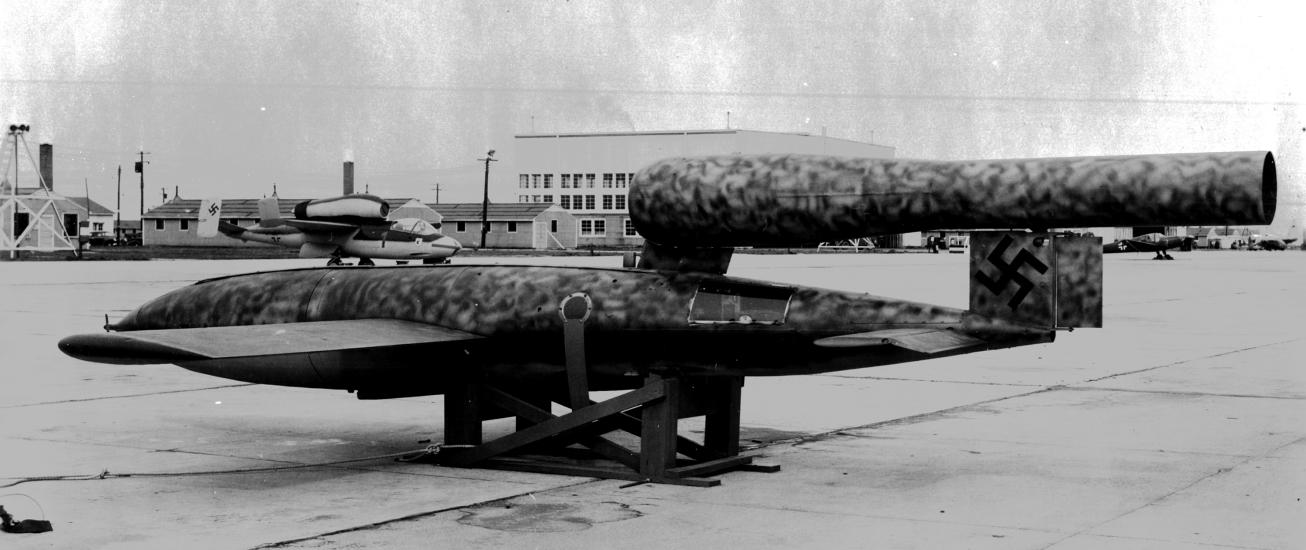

628,152,1276,247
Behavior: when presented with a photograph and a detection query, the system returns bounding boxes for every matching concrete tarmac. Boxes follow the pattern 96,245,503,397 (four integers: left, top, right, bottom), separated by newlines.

1,251,1302,549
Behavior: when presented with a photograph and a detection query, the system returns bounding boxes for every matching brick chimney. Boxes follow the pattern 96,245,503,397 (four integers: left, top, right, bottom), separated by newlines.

39,143,53,191
343,161,354,195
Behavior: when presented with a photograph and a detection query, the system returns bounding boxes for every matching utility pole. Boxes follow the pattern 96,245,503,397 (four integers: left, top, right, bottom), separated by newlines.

477,150,498,249
116,165,122,243
135,151,150,217
9,124,23,192
433,182,441,203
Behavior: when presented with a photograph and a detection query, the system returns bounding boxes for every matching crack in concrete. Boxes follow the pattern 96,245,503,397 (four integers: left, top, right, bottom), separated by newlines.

250,480,598,549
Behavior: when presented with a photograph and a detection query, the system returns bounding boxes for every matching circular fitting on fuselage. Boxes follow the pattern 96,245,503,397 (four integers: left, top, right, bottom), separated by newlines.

559,292,592,322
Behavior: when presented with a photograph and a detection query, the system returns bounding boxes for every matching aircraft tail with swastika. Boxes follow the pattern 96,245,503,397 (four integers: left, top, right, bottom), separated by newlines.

968,231,1102,329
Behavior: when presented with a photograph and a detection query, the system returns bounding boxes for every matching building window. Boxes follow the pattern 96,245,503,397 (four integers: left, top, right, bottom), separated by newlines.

627,173,635,187
559,196,571,209
561,174,571,189
551,219,558,233
602,174,614,188
93,222,104,232
457,222,466,232
584,195,595,210
519,195,529,203
615,195,626,210
519,175,529,189
625,218,638,237
580,219,606,237
615,173,626,188
543,174,553,188
155,219,164,231
584,174,596,188
180,219,190,231
507,221,517,233
532,195,541,203
602,195,613,210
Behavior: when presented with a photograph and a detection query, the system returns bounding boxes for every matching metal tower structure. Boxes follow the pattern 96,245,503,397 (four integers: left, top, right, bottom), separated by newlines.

1,124,77,257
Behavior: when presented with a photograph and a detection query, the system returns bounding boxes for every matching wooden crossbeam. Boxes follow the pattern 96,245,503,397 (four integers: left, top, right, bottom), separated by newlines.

433,292,777,485
441,381,665,466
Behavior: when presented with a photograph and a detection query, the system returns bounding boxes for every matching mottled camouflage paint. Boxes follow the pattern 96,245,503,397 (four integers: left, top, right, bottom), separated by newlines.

630,152,1276,247
1053,235,1103,328
109,264,1049,387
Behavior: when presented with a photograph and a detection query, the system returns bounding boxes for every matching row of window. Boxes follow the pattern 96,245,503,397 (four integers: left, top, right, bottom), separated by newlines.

517,194,627,211
518,173,635,189
446,218,639,238
154,218,640,238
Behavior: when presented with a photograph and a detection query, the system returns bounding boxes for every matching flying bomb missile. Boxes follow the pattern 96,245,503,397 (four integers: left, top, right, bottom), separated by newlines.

60,152,1277,399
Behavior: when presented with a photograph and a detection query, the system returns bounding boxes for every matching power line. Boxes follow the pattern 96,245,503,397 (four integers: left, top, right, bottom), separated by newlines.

4,78,1301,108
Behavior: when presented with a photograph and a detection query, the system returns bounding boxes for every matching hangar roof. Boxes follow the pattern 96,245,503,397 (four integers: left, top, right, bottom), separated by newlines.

427,203,562,221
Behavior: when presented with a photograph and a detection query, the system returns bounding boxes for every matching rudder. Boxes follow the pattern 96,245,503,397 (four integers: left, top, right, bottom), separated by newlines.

969,232,1102,329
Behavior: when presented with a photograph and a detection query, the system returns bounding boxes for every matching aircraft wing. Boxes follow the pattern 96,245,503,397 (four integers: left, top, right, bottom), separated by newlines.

812,328,987,354
59,319,483,365
282,218,361,233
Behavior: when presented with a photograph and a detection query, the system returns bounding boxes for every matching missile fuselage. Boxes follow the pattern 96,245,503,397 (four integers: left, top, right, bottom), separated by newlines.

95,264,1046,393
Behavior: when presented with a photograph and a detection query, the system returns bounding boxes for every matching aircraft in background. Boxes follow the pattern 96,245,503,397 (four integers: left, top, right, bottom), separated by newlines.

199,195,461,266
1102,233,1195,260
1248,232,1298,250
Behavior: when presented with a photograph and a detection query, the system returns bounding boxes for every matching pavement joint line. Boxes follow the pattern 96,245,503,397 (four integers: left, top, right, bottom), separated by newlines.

0,383,257,408
626,490,1072,539
819,373,1044,387
2,279,202,287
1,438,555,487
250,479,600,549
1060,385,1305,401
1083,336,1306,384
1045,534,1270,549
1039,434,1306,549
147,447,568,485
744,385,1068,451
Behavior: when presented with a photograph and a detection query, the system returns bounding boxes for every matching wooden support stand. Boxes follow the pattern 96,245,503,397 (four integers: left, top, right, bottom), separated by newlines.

433,293,779,487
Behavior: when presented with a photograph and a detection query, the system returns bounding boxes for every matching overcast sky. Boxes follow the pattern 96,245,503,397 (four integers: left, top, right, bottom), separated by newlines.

2,0,1302,233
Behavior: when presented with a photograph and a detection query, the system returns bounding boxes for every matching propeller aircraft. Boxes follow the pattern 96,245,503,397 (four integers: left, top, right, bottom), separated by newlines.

1103,233,1195,259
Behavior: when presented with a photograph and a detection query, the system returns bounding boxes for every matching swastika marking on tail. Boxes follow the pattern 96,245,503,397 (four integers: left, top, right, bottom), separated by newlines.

975,235,1049,310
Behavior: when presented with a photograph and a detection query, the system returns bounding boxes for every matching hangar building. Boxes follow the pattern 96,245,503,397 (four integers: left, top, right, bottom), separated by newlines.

512,129,895,247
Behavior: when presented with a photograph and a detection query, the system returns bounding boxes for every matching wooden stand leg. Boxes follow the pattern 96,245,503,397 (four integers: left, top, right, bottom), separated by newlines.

444,380,481,446
704,376,742,459
640,376,679,477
